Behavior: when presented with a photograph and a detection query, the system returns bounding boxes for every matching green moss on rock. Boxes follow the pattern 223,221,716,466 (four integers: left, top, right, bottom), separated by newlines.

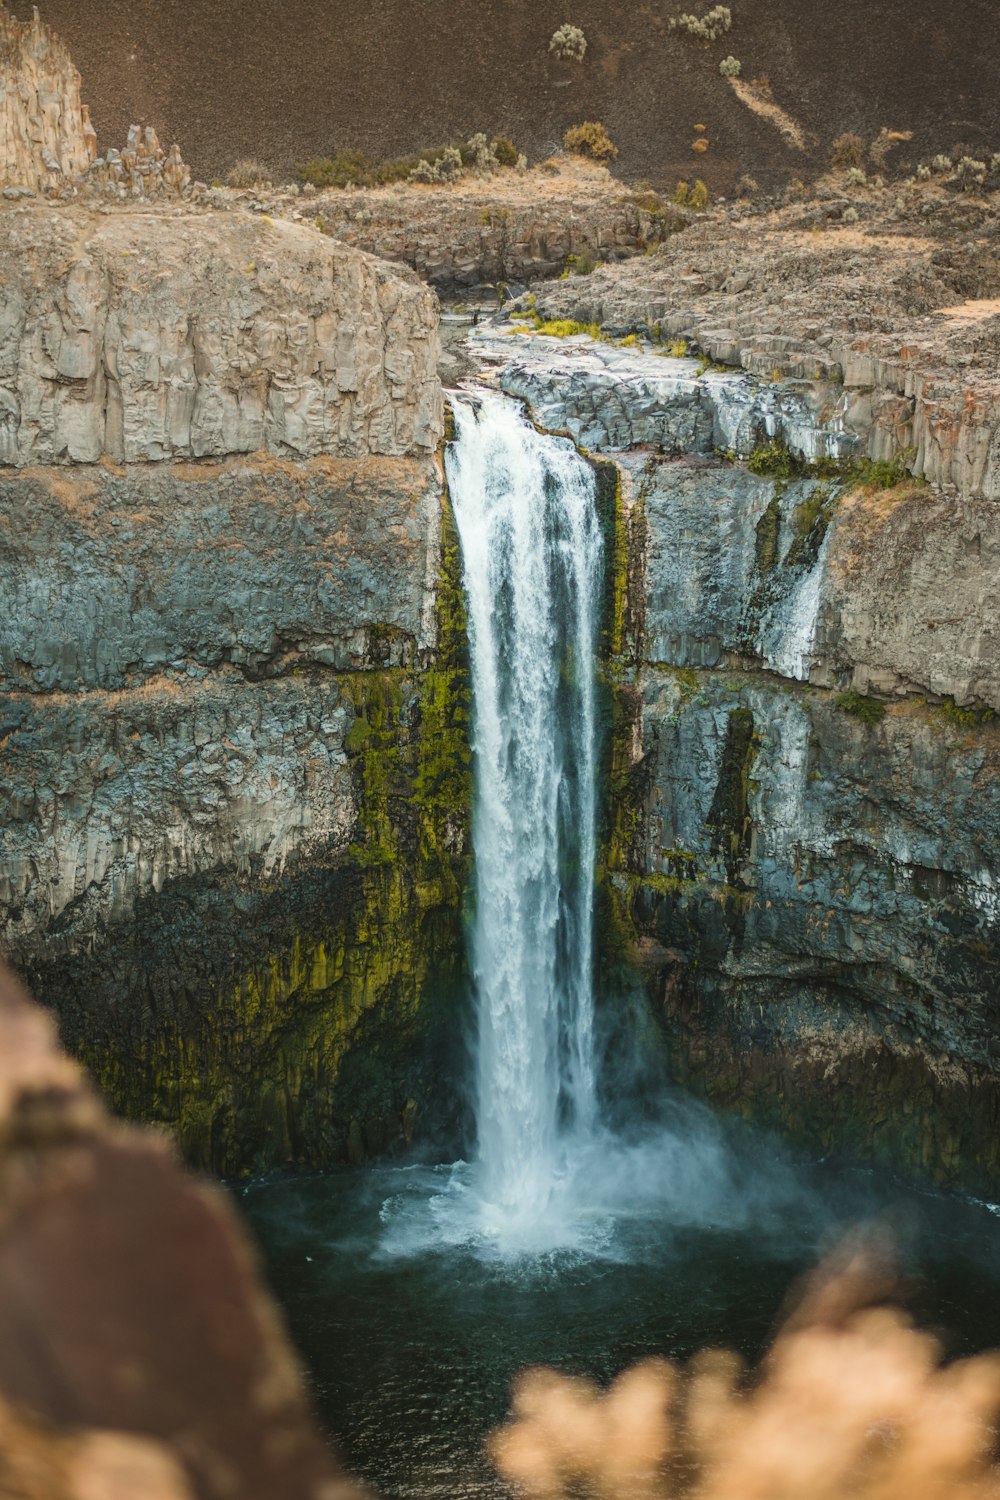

50,493,473,1177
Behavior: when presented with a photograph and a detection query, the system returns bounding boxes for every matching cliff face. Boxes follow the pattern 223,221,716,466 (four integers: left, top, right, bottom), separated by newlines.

475,324,1000,1193
576,366,1000,1192
0,209,441,463
0,207,466,1174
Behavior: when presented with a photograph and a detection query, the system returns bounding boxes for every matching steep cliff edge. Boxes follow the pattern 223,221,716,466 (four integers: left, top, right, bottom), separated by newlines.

0,206,467,1174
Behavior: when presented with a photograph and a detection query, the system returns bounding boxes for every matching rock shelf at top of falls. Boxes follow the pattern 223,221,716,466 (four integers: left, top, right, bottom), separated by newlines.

473,327,860,463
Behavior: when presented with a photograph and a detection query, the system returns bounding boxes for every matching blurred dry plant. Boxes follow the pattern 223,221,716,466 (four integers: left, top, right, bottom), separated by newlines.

490,1242,1000,1500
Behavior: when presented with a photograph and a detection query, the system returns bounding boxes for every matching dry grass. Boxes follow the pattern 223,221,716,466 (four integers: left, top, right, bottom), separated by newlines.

725,77,807,151
489,1238,1000,1500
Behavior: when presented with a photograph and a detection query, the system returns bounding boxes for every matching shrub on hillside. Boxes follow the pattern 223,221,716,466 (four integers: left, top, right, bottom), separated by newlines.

563,122,618,160
668,5,732,40
672,179,709,210
549,24,587,62
830,132,866,170
955,155,987,189
719,55,741,76
409,146,464,183
492,136,519,168
226,158,270,188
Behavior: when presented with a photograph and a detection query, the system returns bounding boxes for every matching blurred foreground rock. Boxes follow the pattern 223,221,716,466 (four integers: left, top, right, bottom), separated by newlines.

0,959,357,1500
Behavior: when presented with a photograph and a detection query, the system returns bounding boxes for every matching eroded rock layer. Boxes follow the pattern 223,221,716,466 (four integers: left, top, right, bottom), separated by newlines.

0,208,442,464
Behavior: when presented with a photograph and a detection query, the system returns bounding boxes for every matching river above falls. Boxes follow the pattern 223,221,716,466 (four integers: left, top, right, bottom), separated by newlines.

239,1116,1000,1500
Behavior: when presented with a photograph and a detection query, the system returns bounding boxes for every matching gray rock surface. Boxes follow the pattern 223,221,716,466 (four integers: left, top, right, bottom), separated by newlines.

0,456,440,692
0,676,357,951
520,196,1000,501
0,207,442,464
488,332,858,461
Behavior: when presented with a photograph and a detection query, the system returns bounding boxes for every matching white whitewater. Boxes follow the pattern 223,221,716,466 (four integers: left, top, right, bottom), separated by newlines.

445,390,603,1238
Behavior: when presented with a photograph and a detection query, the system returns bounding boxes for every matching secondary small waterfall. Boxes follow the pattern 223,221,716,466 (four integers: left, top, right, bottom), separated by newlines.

445,391,603,1229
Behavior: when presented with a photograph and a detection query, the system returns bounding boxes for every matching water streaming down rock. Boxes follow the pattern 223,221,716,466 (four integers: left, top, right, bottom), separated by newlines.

445,391,603,1229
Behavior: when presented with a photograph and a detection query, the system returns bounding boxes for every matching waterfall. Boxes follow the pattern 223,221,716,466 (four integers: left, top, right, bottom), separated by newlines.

445,391,603,1229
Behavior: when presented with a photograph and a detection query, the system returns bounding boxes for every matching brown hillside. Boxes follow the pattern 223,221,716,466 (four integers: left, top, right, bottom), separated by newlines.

21,0,1000,191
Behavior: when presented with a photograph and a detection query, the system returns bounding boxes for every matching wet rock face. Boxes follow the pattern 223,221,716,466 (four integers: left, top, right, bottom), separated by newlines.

601,438,1000,1189
0,208,443,465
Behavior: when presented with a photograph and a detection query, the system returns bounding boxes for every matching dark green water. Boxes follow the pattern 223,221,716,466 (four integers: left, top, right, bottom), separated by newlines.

239,1101,1000,1500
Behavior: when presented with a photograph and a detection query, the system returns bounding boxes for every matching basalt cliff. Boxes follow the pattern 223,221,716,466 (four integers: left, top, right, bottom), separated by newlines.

0,204,471,1174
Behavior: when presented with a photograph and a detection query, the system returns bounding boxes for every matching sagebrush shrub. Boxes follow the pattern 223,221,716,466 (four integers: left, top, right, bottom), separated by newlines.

830,132,866,170
719,55,741,76
409,146,463,183
227,158,269,188
668,6,732,40
549,23,587,62
955,155,987,188
563,122,618,160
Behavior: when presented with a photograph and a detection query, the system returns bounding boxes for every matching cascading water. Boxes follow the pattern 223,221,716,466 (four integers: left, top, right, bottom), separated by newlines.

444,390,604,1234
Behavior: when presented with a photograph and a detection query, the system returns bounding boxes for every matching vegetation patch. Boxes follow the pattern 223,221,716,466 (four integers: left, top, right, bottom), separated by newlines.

563,122,619,161
668,5,732,41
549,23,587,62
835,691,887,725
299,133,524,189
935,698,998,730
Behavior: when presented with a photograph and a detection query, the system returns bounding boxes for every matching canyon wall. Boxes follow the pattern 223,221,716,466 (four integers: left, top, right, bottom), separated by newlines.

0,206,469,1174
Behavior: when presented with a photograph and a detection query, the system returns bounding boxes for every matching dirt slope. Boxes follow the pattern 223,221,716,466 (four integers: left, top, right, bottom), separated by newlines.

19,0,1000,190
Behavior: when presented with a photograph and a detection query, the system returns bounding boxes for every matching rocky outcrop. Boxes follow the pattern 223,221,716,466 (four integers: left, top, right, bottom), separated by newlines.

0,4,194,202
520,190,1000,501
484,329,1000,711
493,332,856,460
0,207,464,1173
0,3,95,192
0,958,358,1500
87,122,192,200
0,208,442,464
222,157,677,295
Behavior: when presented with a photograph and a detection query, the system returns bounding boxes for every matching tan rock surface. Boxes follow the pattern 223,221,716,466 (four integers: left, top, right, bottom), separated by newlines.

0,3,94,192
0,206,442,464
0,957,359,1500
